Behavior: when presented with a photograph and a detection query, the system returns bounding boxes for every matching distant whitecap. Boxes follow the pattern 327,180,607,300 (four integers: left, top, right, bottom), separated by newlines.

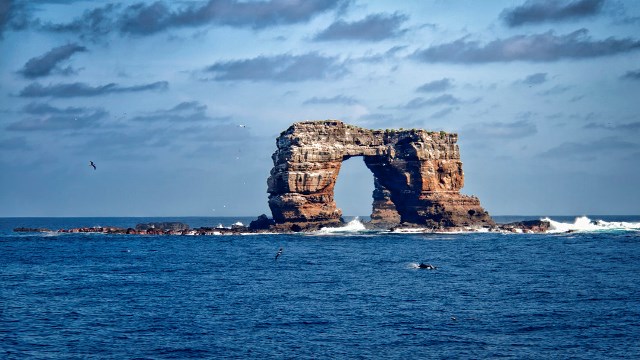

544,216,640,233
315,218,367,235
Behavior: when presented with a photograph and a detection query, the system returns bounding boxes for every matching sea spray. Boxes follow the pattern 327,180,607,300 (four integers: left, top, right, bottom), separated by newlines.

544,216,640,233
315,218,367,235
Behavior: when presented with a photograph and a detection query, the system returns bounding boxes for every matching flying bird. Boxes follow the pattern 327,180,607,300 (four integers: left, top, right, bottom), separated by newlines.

275,247,283,260
89,161,96,170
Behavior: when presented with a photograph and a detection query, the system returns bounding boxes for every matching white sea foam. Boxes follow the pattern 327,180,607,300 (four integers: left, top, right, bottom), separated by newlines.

391,228,428,234
544,216,640,233
315,218,367,235
213,221,244,230
391,227,490,234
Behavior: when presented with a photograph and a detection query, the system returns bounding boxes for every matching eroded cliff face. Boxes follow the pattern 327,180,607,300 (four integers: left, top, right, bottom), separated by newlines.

267,120,494,230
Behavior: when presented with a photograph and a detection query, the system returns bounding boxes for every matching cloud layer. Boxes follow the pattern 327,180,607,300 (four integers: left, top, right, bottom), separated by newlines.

521,72,548,85
585,121,640,132
205,53,346,82
0,1,12,37
462,120,538,139
7,102,107,131
19,81,169,97
416,78,453,93
501,0,605,27
303,95,358,105
413,29,640,63
40,3,120,39
539,137,637,159
401,94,462,109
622,69,640,80
313,12,407,42
0,0,29,38
40,0,346,38
20,43,87,78
131,101,225,122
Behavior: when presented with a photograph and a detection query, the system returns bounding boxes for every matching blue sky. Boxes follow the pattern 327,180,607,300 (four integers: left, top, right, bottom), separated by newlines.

1,0,639,217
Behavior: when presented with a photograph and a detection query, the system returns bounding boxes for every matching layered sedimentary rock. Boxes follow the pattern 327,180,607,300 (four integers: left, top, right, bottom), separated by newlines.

369,178,401,226
267,120,494,230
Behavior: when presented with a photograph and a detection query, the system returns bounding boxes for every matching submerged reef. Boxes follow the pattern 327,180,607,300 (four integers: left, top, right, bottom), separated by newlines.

12,219,552,235
14,222,252,235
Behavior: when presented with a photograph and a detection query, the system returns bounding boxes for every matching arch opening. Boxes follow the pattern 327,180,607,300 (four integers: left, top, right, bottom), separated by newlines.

333,156,374,220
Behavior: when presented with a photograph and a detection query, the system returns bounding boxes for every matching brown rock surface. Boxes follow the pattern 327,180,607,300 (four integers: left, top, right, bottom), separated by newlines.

369,178,401,226
499,220,551,233
267,120,494,230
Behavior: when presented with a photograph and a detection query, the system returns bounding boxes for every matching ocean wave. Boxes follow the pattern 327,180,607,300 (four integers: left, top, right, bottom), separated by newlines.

315,218,368,235
544,216,640,233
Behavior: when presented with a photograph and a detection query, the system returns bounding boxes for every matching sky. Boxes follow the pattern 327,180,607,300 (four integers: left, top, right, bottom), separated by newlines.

1,0,639,217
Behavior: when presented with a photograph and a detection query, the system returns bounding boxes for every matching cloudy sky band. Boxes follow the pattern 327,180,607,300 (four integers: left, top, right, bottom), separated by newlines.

1,0,639,216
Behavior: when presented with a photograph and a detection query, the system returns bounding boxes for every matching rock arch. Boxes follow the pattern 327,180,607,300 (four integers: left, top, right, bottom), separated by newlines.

267,120,494,230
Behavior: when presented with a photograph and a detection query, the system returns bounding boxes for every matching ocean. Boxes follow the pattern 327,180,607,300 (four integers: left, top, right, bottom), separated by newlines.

1,216,639,359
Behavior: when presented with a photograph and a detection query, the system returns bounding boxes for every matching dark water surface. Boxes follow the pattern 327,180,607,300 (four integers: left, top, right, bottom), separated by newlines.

1,217,639,359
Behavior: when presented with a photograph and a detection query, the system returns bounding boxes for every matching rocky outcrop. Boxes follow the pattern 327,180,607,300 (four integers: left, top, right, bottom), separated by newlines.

18,224,254,235
12,219,555,235
369,178,401,227
249,214,276,230
135,222,189,232
267,120,494,230
13,227,52,232
499,220,551,233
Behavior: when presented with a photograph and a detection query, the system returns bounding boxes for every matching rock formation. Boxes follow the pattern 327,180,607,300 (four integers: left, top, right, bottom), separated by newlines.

499,220,551,233
135,222,189,232
249,214,276,230
267,120,494,230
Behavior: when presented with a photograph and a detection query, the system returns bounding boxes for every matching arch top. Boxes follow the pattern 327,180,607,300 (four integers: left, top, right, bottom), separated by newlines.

267,120,494,230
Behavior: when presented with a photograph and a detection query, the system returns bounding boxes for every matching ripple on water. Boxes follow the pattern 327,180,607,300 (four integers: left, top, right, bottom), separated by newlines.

1,223,639,358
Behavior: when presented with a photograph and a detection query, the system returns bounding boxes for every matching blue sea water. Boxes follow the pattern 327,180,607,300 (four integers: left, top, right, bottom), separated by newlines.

1,216,639,359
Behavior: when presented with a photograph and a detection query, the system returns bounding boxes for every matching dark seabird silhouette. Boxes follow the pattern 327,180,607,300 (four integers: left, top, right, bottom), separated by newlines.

275,247,283,260
418,262,436,269
89,161,96,170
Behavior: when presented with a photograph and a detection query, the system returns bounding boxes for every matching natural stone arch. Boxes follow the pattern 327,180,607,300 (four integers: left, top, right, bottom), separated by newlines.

267,120,493,230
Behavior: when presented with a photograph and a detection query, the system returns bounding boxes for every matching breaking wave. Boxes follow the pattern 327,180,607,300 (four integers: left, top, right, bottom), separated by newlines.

544,216,640,233
391,228,428,234
315,218,368,235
